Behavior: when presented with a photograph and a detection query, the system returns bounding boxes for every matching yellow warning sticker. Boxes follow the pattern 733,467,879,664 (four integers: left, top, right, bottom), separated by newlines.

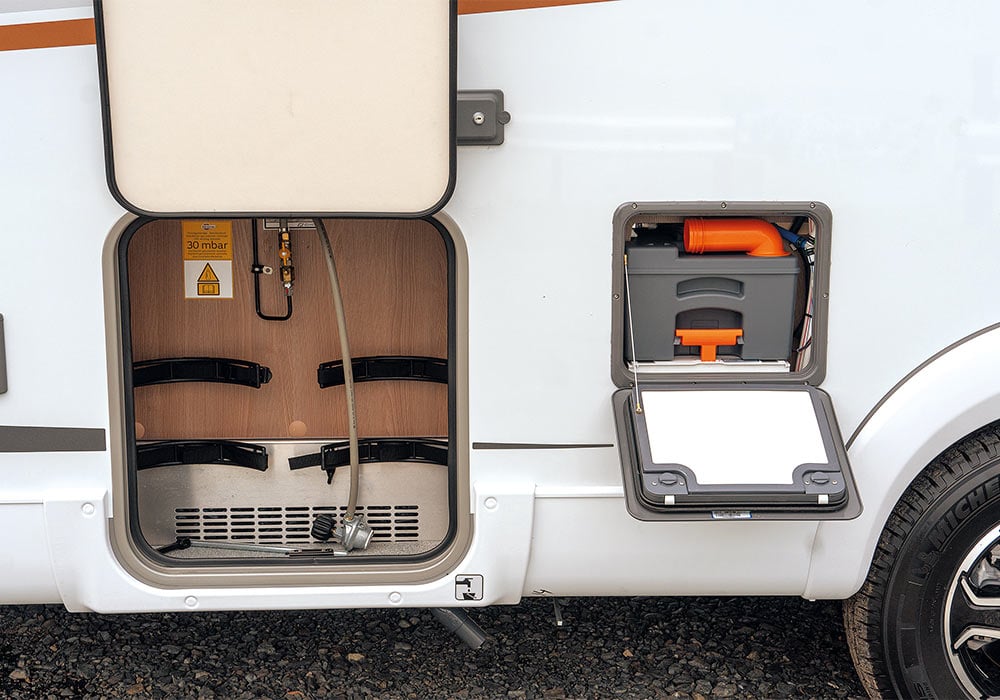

182,221,233,299
182,220,232,261
197,263,221,296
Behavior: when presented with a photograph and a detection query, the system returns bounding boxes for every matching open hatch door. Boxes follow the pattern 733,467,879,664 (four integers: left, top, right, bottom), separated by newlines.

612,202,860,521
613,385,859,520
95,0,455,217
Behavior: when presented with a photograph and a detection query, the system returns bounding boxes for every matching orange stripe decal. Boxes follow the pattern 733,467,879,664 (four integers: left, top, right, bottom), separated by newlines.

0,18,95,52
458,0,613,13
0,2,613,52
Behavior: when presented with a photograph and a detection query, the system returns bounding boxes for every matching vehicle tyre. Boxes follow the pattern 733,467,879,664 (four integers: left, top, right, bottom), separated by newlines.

845,424,1000,698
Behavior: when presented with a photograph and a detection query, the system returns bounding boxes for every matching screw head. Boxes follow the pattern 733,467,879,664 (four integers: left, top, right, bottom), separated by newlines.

472,111,486,125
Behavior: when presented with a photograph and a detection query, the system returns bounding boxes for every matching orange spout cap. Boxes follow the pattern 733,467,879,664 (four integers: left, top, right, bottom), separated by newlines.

683,218,789,257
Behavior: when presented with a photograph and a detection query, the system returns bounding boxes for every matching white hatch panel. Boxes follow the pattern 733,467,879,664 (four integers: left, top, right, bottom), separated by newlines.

97,0,453,215
640,390,828,485
613,384,859,519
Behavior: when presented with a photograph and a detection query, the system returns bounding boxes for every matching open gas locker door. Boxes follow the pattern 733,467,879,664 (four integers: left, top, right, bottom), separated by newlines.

612,202,860,521
96,1,467,573
95,0,454,216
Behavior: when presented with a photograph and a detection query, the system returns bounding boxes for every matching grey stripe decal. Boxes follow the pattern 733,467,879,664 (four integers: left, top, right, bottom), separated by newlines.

473,442,614,450
0,426,107,453
846,321,1000,450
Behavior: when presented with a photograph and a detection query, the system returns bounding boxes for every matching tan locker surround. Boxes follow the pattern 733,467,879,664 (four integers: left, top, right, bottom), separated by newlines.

128,219,449,440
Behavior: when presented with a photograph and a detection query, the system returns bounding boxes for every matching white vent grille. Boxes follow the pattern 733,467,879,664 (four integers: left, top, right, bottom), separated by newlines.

173,504,420,544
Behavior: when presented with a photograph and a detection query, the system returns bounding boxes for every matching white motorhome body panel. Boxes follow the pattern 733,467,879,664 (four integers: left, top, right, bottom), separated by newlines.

97,0,452,215
0,9,121,606
1,1,1000,607
0,502,60,603
806,325,1000,599
453,0,1000,445
0,10,119,429
44,484,535,613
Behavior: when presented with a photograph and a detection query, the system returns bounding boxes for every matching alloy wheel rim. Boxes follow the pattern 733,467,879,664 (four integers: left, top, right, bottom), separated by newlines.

946,525,1000,698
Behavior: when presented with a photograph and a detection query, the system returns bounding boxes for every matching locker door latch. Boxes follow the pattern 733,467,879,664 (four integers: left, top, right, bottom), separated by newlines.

457,90,510,146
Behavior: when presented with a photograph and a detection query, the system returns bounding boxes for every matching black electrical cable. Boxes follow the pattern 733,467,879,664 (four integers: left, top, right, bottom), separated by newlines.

788,217,816,360
251,219,293,321
789,216,816,244
795,244,812,299
792,243,813,358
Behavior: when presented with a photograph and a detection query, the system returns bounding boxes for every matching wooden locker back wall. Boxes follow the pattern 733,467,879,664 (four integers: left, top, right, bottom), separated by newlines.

127,219,449,440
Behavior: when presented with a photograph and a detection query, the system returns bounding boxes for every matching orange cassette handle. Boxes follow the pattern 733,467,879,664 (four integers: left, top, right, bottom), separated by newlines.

675,328,744,362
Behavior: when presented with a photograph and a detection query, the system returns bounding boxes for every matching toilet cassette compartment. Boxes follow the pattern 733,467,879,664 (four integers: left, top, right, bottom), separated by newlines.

625,235,800,363
611,203,850,521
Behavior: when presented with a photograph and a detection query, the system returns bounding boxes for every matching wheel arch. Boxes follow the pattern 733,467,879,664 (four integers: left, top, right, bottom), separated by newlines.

805,323,1000,599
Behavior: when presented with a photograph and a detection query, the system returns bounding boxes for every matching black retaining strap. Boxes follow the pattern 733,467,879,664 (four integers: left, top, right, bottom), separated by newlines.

289,438,448,483
137,440,269,471
133,357,272,389
317,356,447,388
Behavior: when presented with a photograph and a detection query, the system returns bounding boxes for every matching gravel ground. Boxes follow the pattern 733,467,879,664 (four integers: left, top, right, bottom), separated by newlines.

0,597,865,699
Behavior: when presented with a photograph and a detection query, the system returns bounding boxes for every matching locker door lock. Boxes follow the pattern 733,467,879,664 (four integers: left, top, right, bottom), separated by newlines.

457,90,510,146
